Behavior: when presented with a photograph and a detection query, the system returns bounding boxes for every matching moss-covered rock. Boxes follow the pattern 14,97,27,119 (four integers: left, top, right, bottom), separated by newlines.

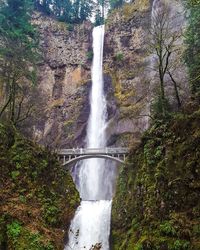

0,123,80,249
111,111,200,250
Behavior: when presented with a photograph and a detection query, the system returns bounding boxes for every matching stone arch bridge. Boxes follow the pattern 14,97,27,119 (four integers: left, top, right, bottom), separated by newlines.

57,147,129,167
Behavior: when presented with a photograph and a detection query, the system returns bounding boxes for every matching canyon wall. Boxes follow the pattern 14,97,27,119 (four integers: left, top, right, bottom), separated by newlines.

29,12,93,148
30,0,188,150
104,0,151,147
103,0,188,146
108,1,200,250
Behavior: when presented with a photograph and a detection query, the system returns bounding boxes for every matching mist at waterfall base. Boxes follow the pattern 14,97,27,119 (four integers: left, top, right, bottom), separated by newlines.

65,26,117,250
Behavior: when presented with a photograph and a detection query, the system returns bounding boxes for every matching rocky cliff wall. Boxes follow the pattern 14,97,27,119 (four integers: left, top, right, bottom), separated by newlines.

29,13,93,148
28,0,188,150
104,0,151,147
103,0,188,147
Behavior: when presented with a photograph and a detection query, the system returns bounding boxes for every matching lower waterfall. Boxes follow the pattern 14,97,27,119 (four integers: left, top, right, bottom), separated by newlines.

65,25,114,250
66,201,112,249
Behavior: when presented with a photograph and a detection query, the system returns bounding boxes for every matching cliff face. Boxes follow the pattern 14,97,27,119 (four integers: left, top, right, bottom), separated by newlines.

29,12,129,149
108,1,199,250
104,0,151,147
26,0,187,150
29,4,151,149
103,0,188,146
29,13,93,148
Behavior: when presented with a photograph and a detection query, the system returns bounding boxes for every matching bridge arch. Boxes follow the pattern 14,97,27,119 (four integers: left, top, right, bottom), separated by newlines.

63,154,125,167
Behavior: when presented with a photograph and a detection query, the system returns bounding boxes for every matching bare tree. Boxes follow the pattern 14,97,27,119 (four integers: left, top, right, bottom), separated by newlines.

148,1,183,116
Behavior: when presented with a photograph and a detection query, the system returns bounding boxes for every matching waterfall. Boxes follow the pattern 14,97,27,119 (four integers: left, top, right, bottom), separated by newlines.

65,25,113,250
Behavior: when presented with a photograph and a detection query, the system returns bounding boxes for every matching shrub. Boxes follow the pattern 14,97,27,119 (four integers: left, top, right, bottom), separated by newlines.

7,221,22,241
114,52,124,61
160,221,176,236
67,23,74,31
87,50,93,60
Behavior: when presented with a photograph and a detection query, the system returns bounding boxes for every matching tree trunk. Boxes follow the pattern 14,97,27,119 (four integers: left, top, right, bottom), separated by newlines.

168,70,181,109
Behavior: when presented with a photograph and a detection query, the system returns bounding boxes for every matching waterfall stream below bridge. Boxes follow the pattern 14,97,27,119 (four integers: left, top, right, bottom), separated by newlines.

65,25,115,250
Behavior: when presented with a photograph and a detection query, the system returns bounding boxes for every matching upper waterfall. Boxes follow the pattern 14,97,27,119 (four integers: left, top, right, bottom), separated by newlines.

65,25,112,250
78,25,110,201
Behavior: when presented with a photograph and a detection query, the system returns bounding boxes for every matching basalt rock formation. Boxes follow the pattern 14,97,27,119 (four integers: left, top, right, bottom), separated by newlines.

29,12,93,148
28,0,188,150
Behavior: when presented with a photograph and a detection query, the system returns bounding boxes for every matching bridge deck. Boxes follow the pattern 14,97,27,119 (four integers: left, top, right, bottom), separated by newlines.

58,147,129,156
57,147,129,166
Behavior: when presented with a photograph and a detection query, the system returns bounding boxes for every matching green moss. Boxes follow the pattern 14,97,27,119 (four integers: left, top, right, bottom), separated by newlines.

0,123,80,249
114,52,124,61
13,228,54,250
111,112,200,249
107,0,150,24
7,221,22,242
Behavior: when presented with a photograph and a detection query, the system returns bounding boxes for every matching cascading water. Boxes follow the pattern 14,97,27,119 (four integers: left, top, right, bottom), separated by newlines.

65,25,113,250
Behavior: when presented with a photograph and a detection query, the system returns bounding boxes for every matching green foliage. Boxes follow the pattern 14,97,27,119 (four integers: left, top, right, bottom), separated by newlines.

144,141,156,165
151,95,171,120
67,23,74,31
1,218,54,250
94,7,104,26
110,0,125,9
53,0,73,22
87,50,94,60
185,1,200,101
160,221,176,236
19,195,26,203
7,221,22,241
193,224,200,236
111,113,200,249
34,0,126,24
0,123,80,249
114,52,124,61
11,170,20,180
34,0,94,24
173,240,190,250
43,201,60,226
18,230,54,250
0,0,39,124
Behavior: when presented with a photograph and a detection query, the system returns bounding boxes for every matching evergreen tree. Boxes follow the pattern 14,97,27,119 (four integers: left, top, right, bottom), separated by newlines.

72,0,80,22
94,7,104,26
97,0,109,20
53,0,73,22
79,0,93,22
0,0,39,124
72,0,93,23
35,0,52,15
109,0,124,9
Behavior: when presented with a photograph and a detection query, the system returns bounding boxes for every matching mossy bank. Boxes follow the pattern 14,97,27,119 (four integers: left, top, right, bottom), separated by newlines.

0,123,80,250
111,109,200,250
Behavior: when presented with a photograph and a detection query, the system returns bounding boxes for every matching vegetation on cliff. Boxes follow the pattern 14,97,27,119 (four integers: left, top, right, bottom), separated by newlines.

111,109,200,250
0,123,80,249
111,1,200,249
185,0,200,102
0,0,39,125
0,1,81,250
33,0,127,25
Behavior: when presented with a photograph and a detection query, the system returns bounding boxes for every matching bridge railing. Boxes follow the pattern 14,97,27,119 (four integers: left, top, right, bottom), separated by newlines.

57,147,129,155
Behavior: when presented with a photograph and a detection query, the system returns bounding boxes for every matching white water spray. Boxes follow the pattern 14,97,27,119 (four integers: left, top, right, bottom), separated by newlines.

65,25,112,250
